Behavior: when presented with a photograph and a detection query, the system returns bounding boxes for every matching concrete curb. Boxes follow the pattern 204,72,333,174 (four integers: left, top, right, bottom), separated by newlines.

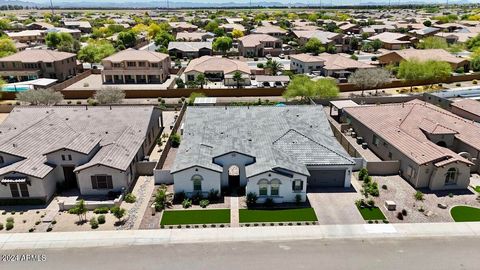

1,222,480,250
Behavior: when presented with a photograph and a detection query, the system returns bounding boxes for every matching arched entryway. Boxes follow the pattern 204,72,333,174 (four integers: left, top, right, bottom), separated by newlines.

228,165,240,188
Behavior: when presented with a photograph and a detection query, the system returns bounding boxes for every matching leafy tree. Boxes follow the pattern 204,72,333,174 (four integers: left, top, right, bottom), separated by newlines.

397,59,452,91
471,56,480,72
349,37,359,51
370,39,383,52
175,78,185,89
282,76,339,101
16,89,63,105
188,92,206,105
303,38,324,54
265,59,284,75
348,68,392,96
148,22,170,39
45,32,62,48
68,200,88,222
423,20,432,27
110,206,126,222
232,71,244,89
417,36,448,50
131,23,148,34
94,87,125,104
204,20,219,32
213,36,233,55
117,30,137,48
78,40,116,64
171,133,181,147
0,37,16,58
466,34,480,51
154,31,174,51
195,74,207,89
232,29,244,39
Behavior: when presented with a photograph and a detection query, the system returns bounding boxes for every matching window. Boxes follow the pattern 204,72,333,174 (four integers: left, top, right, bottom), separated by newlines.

19,183,29,197
61,155,66,161
388,152,392,159
151,63,159,68
91,175,113,189
127,61,136,67
192,175,202,191
292,180,303,191
187,74,195,81
68,155,72,161
445,168,458,185
138,61,146,67
258,179,268,196
113,63,122,68
9,183,19,198
372,135,380,146
46,63,52,68
0,156,4,164
271,179,281,196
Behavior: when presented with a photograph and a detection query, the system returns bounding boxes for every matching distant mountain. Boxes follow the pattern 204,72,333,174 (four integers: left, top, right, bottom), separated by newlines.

0,0,44,7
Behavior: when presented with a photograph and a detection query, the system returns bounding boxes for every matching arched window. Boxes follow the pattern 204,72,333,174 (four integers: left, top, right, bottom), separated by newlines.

258,179,268,196
445,168,458,185
270,179,281,196
192,175,203,191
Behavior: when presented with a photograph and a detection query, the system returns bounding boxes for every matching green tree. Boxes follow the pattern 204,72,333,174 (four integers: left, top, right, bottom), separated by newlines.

68,200,88,222
0,37,17,58
195,74,207,89
417,36,448,50
117,30,137,48
265,59,284,75
466,34,480,51
45,32,62,48
154,30,174,51
471,56,480,72
16,88,63,105
282,75,339,101
110,206,126,223
213,36,233,55
397,59,452,91
370,39,383,52
78,41,116,64
423,20,432,27
232,71,244,89
303,38,324,55
204,20,219,32
348,68,392,96
94,87,125,104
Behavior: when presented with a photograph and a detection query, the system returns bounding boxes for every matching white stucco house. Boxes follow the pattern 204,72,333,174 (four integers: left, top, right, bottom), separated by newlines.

170,106,355,203
0,106,162,205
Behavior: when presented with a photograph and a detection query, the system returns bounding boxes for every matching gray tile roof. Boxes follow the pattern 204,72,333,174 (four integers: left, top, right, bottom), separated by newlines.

0,106,159,178
171,106,354,177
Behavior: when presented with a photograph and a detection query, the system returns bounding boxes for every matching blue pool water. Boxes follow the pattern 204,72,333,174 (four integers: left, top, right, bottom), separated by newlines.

2,85,32,92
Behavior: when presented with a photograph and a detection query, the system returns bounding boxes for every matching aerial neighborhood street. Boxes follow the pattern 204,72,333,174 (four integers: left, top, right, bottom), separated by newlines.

1,1,480,269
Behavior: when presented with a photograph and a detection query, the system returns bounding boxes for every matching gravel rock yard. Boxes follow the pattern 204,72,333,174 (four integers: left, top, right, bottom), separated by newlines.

357,174,480,223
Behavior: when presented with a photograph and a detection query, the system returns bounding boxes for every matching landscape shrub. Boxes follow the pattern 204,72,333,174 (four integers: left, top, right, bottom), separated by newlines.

473,80,478,85
358,168,368,181
90,217,99,229
207,189,219,202
246,192,258,207
396,212,404,220
199,199,210,208
124,193,136,203
182,199,192,209
0,223,3,230
6,222,13,230
171,133,181,148
414,190,424,201
97,214,106,224
93,207,110,214
191,192,203,205
401,209,408,216
6,217,14,223
295,194,302,205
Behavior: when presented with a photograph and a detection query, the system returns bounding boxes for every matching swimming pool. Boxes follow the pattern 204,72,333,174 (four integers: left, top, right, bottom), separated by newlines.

1,85,32,92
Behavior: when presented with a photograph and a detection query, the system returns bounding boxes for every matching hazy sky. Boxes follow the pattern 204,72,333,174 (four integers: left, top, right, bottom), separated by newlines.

29,0,478,3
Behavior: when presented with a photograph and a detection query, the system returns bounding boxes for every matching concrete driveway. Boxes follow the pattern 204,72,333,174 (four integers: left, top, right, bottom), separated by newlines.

307,187,364,225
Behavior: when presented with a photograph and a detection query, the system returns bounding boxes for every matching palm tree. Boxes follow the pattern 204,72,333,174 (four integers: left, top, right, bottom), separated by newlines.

232,71,244,89
265,59,284,75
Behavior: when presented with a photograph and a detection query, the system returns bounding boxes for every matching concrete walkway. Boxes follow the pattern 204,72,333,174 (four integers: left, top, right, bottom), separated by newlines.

119,176,155,230
2,222,480,250
229,196,239,227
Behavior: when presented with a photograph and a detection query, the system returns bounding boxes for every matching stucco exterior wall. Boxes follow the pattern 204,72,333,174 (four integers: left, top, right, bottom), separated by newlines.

172,166,222,196
76,165,130,196
429,162,471,190
213,152,255,187
246,171,307,203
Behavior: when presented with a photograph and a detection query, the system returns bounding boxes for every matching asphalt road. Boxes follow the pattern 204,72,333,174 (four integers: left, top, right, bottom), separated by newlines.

1,236,478,270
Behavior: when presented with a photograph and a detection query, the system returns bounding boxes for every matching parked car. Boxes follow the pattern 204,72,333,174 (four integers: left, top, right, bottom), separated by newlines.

279,53,285,59
265,54,272,59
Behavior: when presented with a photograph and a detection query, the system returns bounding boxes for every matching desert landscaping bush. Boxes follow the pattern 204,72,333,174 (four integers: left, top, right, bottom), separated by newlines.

93,207,110,214
90,217,99,229
97,214,106,224
124,193,137,203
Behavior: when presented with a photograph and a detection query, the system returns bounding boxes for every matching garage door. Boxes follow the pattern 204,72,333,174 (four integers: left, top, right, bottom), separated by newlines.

308,170,345,187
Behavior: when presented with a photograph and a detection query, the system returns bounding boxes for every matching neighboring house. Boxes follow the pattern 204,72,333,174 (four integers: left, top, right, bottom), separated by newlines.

343,100,480,191
6,30,43,43
0,50,77,83
434,32,476,44
221,23,245,33
102,48,171,84
338,22,360,34
378,49,470,70
292,30,345,52
316,53,375,80
408,27,441,38
251,25,287,37
360,24,396,36
183,55,251,86
175,31,214,41
169,22,198,33
62,21,92,33
368,32,414,50
167,42,212,59
44,27,82,39
238,34,282,57
0,106,162,204
171,106,354,203
26,22,54,30
450,99,480,123
290,53,325,74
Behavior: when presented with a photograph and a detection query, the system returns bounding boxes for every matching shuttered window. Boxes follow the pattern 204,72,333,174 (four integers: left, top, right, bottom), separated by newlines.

91,175,113,189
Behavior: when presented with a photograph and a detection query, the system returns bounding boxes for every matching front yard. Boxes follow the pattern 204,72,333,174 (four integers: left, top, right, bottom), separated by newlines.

239,208,317,223
160,209,230,225
450,206,480,222
356,206,386,221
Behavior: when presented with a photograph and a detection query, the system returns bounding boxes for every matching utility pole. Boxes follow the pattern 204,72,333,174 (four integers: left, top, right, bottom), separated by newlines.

49,0,54,15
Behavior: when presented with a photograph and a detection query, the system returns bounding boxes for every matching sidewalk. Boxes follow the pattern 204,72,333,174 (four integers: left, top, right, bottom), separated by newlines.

1,222,480,250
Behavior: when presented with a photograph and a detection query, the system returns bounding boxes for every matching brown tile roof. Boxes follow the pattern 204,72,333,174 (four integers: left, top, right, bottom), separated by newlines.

102,48,169,62
380,49,468,65
318,53,375,70
184,56,251,74
344,100,477,166
451,99,480,117
0,49,75,62
238,34,279,47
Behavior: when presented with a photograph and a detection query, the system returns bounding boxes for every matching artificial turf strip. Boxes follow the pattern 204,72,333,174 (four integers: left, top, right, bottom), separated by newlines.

239,208,318,223
356,205,386,221
450,205,480,222
160,209,230,225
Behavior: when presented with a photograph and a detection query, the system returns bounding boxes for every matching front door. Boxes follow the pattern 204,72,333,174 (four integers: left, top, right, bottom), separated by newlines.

229,175,240,188
63,166,77,189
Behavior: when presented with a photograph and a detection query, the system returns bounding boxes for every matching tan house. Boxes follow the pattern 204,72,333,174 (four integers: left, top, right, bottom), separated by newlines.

292,30,345,52
0,49,77,83
6,30,43,43
102,48,171,84
238,34,282,57
450,99,480,123
175,31,214,41
289,53,325,74
368,32,414,50
251,25,287,37
343,100,479,191
378,49,470,70
183,56,251,87
169,22,198,33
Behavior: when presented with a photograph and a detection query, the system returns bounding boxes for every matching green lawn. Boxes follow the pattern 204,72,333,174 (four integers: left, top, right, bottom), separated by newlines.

357,206,386,221
239,208,318,223
473,186,480,193
160,209,230,225
450,206,480,222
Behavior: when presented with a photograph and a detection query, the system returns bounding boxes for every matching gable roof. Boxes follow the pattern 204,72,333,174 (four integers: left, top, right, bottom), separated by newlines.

184,56,251,74
102,48,169,62
0,49,75,63
171,106,354,177
379,49,468,65
238,34,280,47
167,42,212,52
